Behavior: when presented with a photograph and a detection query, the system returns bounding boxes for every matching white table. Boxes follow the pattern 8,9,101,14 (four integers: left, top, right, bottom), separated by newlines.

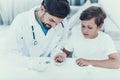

0,54,120,80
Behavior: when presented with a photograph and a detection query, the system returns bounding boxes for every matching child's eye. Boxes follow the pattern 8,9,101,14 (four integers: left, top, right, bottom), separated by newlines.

82,25,85,28
88,26,93,29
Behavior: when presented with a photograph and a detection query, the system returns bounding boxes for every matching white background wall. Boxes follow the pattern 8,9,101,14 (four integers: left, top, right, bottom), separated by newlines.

0,0,42,25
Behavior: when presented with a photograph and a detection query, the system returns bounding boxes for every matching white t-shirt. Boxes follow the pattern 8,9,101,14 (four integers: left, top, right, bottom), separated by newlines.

64,25,117,60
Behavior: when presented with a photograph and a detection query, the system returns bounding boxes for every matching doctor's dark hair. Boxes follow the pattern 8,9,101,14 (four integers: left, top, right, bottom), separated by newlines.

79,6,106,26
41,0,70,18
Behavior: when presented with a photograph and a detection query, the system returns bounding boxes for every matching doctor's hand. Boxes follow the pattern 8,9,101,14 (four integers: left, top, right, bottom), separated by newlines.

76,58,90,67
54,52,67,63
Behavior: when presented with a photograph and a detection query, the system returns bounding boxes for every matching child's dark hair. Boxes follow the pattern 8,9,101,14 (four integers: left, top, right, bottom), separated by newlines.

80,6,106,26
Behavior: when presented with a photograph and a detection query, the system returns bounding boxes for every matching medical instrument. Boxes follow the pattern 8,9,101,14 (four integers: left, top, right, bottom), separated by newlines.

61,22,64,28
31,25,38,45
31,22,64,46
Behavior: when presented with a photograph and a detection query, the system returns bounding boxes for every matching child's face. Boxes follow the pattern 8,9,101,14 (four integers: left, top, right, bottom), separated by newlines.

81,18,101,39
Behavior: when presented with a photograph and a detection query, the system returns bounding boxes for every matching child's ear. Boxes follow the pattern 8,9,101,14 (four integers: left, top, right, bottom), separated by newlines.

98,24,103,30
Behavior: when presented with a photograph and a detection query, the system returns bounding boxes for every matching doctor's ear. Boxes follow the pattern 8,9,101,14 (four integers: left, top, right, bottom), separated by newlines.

40,5,46,14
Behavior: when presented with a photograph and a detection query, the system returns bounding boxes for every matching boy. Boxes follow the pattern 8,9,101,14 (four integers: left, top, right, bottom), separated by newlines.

54,6,120,69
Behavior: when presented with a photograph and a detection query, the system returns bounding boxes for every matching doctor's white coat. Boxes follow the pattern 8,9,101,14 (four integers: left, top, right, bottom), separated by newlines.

7,6,68,57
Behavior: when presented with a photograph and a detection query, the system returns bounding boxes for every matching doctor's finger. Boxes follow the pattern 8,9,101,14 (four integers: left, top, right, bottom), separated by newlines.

55,56,63,62
54,55,61,60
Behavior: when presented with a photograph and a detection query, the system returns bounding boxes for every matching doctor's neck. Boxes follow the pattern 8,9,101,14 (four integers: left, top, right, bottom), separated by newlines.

35,11,52,30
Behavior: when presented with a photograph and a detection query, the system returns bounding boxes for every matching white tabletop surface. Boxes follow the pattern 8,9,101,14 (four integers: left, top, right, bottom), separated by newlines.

0,54,120,80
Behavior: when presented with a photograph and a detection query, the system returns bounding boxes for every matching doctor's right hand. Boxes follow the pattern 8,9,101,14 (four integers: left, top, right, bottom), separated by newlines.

54,52,67,63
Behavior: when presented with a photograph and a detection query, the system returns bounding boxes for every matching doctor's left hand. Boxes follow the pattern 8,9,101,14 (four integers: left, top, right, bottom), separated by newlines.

54,52,67,63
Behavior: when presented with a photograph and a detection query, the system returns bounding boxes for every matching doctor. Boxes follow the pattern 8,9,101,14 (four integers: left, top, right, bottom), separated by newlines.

8,0,70,57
